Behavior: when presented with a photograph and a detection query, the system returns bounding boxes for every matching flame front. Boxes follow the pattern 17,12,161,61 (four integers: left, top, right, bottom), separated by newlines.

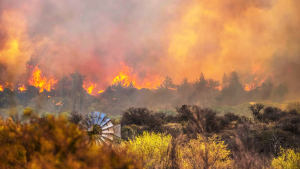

18,84,27,92
111,63,162,90
83,82,97,94
28,66,58,93
0,85,3,92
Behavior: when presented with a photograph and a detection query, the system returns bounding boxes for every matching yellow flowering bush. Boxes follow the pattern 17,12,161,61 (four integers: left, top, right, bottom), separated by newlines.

272,148,300,169
120,131,172,168
178,134,234,169
0,114,139,169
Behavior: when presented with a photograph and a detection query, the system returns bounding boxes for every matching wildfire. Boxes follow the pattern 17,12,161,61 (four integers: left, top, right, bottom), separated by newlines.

55,101,62,106
0,85,3,92
215,86,222,91
111,63,162,90
83,82,97,94
98,90,105,94
18,84,27,92
28,66,58,93
244,83,256,91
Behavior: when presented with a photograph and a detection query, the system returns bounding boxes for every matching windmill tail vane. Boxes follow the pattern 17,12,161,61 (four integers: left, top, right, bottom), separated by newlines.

80,111,121,146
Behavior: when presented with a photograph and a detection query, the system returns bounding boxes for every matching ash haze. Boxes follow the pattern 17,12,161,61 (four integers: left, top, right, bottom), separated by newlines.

0,0,300,92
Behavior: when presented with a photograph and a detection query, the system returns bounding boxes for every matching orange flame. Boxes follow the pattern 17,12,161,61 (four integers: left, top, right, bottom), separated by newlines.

111,63,162,90
244,83,256,91
83,82,97,94
28,66,58,93
18,84,27,92
98,90,105,94
0,85,3,92
55,101,62,106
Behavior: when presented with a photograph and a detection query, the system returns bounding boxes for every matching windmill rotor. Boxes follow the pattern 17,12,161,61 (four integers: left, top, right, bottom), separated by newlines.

80,111,121,146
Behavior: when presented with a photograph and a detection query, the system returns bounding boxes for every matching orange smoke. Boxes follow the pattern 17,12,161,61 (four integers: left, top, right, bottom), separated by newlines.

28,66,58,93
111,63,162,90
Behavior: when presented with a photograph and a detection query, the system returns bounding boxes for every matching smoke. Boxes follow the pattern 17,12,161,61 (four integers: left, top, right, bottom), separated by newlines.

0,0,300,91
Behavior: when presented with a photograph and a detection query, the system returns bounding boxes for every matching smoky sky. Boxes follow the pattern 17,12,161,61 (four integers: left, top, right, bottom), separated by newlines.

0,0,300,91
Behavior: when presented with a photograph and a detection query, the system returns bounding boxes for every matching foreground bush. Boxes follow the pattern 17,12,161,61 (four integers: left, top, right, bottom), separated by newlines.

0,115,139,169
120,131,172,168
178,134,234,169
272,148,300,169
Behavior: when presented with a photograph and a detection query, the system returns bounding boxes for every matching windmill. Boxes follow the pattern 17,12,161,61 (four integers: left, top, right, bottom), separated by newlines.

80,111,121,146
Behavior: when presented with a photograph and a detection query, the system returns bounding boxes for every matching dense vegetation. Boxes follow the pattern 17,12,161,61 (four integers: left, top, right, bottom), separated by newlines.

0,71,290,117
1,102,300,168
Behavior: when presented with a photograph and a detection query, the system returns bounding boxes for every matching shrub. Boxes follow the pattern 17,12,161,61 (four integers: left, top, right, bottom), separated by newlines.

271,148,300,169
120,131,172,168
219,112,240,129
176,105,193,122
177,105,221,136
121,107,163,129
278,114,300,134
178,134,234,169
286,101,300,113
68,111,82,124
23,107,35,117
261,107,282,122
249,103,264,120
0,115,139,169
224,112,239,122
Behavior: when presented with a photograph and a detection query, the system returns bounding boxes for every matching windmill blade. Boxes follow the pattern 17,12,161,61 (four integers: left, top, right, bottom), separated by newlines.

90,112,95,120
97,113,106,125
102,127,114,134
100,118,110,127
79,121,89,129
93,111,100,124
101,137,111,145
102,121,113,130
95,139,101,147
102,133,114,140
113,124,121,138
84,115,91,126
